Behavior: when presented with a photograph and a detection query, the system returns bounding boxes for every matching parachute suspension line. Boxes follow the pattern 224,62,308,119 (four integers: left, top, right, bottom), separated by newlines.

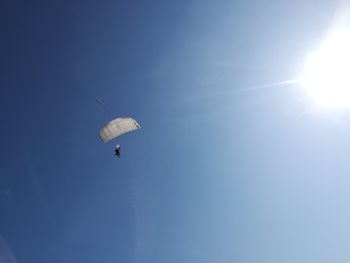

96,97,112,117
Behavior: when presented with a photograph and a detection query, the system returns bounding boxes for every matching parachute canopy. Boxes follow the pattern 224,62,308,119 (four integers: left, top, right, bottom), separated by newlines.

99,117,140,143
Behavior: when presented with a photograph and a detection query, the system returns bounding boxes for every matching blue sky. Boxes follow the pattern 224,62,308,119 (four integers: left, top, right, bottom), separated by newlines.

1,0,350,262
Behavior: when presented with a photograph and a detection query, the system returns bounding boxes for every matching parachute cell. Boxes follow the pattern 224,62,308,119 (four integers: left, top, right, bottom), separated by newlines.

99,117,140,143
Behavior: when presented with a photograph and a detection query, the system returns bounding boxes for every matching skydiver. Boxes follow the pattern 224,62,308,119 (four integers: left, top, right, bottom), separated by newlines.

114,145,121,158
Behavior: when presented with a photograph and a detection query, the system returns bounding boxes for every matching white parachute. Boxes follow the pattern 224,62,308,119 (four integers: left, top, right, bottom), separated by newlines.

99,117,140,143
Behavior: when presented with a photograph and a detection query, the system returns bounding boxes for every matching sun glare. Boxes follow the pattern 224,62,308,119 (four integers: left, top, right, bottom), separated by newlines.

301,27,350,109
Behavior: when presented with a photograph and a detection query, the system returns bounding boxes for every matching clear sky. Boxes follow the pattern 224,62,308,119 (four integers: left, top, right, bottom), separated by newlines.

1,0,350,262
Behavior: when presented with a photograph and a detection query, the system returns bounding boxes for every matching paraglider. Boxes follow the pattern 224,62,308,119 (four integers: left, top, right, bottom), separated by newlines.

96,98,140,158
99,117,140,158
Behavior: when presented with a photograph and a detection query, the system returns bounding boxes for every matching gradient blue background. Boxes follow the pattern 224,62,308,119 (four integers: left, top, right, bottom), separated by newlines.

1,0,350,262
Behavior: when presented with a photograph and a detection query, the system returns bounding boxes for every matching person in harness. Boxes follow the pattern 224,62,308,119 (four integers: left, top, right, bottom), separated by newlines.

114,144,121,158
